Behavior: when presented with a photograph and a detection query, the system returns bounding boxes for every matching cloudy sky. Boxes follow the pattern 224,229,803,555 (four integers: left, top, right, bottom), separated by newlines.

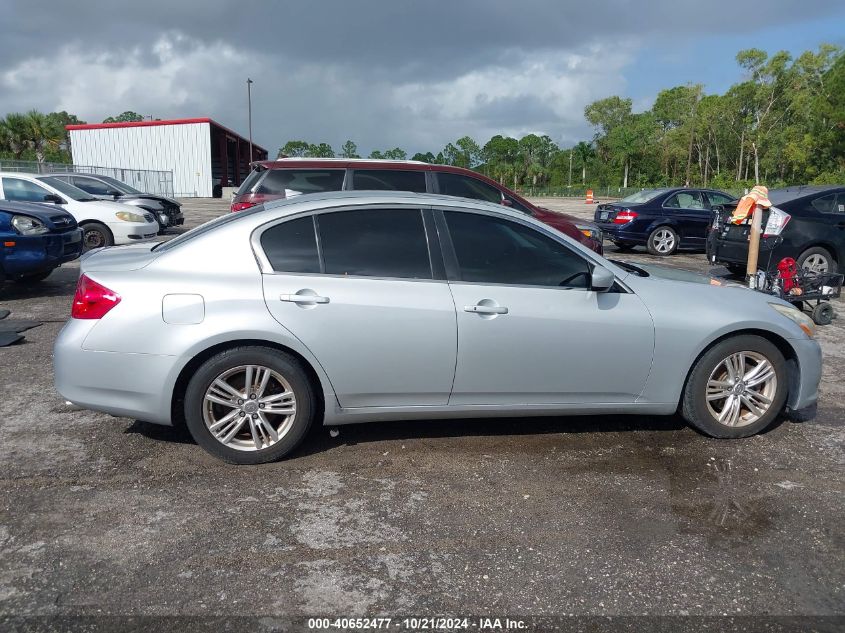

2,1,844,156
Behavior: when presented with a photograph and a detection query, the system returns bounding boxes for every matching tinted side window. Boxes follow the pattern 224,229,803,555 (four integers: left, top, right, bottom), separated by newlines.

260,216,321,273
73,176,113,196
257,169,345,196
1,178,51,203
445,211,590,288
351,170,427,193
706,192,734,207
810,193,844,214
236,168,266,194
438,173,502,204
318,208,431,279
665,191,705,209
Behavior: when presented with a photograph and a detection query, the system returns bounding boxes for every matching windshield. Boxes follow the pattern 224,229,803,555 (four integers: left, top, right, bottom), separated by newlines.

37,176,98,201
97,175,142,194
619,189,669,204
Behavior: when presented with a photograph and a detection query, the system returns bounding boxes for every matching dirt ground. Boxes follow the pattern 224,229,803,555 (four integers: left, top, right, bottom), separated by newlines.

0,197,842,630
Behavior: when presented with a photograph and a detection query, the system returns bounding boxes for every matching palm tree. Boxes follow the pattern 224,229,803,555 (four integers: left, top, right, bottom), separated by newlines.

573,141,594,184
24,110,63,167
0,113,30,159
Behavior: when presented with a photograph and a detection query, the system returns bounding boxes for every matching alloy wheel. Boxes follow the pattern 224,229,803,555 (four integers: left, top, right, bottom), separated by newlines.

802,253,829,273
705,351,778,428
653,229,675,254
202,365,297,451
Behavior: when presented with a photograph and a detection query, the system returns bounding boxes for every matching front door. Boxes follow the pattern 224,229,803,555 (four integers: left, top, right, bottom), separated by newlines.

259,209,457,408
662,190,710,246
441,210,655,405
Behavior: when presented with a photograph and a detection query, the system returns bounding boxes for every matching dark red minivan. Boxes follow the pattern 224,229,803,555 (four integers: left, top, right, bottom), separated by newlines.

231,159,603,253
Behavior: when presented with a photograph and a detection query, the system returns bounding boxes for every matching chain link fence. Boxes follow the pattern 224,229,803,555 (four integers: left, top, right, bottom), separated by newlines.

518,185,749,200
0,160,175,198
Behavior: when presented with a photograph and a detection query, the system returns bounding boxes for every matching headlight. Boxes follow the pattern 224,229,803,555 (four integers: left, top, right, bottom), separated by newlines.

769,302,815,338
115,211,147,223
11,215,49,235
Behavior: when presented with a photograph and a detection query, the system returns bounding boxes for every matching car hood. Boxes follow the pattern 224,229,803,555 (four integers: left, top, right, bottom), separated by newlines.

622,261,729,286
0,201,74,224
118,194,180,207
81,242,160,272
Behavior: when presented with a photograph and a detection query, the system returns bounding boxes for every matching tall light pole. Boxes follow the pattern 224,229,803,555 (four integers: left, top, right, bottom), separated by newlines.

247,78,254,163
568,149,573,187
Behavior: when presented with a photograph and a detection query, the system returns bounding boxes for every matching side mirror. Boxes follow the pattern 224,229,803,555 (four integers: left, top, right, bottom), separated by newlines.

501,198,512,207
108,190,122,198
590,264,615,292
43,194,64,204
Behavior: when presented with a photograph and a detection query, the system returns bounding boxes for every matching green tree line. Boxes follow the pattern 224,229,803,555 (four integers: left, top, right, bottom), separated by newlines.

277,45,844,190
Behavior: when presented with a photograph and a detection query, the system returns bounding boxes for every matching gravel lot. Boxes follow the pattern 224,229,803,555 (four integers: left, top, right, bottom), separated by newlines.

0,197,842,628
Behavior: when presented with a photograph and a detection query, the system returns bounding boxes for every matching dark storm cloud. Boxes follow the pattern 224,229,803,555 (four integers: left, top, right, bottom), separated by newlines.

2,0,844,154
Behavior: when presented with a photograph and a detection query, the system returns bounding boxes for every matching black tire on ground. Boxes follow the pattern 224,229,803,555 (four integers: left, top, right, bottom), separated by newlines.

183,346,316,464
681,335,788,439
811,302,834,326
797,246,837,274
80,221,114,251
612,242,636,252
646,226,679,256
13,270,53,284
725,263,746,277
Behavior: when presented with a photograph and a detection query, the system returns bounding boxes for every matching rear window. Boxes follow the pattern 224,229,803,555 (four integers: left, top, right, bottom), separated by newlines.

351,170,427,193
236,168,265,195
620,189,668,204
255,169,345,197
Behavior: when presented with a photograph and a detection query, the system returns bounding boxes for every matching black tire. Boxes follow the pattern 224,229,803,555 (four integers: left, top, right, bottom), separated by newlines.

13,270,53,284
183,346,316,464
612,241,636,252
681,335,787,438
646,226,679,256
797,246,837,274
80,221,114,251
725,263,746,277
811,302,834,326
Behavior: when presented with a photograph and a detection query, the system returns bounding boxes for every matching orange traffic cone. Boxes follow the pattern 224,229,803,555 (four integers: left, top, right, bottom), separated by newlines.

585,189,594,204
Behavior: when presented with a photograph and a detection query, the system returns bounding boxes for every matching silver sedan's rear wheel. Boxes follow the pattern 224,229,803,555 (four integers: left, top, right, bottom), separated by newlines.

203,365,297,451
682,335,787,438
184,347,315,464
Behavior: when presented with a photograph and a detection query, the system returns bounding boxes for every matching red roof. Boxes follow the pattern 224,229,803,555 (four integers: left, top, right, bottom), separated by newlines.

65,117,267,153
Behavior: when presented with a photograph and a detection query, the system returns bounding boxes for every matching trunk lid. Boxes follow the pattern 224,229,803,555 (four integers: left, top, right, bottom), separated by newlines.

80,243,159,272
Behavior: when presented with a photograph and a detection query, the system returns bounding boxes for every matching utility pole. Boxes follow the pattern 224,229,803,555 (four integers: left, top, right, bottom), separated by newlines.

568,150,573,187
247,78,254,163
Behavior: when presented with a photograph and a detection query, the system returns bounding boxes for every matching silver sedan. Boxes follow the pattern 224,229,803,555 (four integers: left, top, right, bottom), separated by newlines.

54,191,822,464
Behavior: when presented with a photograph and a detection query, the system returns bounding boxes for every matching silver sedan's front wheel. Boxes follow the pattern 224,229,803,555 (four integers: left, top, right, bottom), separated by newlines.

185,347,315,464
682,335,787,438
704,351,778,428
203,365,297,451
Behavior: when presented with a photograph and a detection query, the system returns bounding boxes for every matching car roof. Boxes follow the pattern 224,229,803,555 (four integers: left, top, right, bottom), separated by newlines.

262,157,428,166
769,185,844,204
260,189,510,215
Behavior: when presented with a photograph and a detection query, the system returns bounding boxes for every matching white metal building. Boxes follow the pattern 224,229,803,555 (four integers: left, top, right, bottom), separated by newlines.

67,118,268,197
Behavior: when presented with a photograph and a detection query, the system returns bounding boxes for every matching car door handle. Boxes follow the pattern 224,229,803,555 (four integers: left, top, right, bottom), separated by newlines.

464,304,508,315
280,293,330,304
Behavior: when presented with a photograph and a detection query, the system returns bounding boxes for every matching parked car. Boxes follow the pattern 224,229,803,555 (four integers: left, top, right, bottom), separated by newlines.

594,187,736,255
231,158,603,253
0,200,82,286
49,174,184,232
0,173,159,251
708,185,845,275
54,191,821,464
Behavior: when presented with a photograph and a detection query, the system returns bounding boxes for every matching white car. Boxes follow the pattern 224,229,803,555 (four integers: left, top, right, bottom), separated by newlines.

0,172,159,250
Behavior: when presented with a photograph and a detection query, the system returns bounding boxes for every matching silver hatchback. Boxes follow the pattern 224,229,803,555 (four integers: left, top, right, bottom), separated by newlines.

54,192,822,464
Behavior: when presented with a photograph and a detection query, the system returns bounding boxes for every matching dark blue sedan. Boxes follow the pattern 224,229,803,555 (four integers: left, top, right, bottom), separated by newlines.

1,200,83,286
594,188,736,256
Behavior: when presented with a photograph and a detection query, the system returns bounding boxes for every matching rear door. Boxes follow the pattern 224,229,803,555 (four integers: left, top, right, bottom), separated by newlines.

259,207,457,408
662,190,710,245
792,191,845,262
441,209,654,405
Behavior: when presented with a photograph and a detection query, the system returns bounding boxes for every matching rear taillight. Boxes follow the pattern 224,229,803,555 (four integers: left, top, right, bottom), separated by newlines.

71,274,121,319
762,206,791,237
614,209,638,224
231,201,257,212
